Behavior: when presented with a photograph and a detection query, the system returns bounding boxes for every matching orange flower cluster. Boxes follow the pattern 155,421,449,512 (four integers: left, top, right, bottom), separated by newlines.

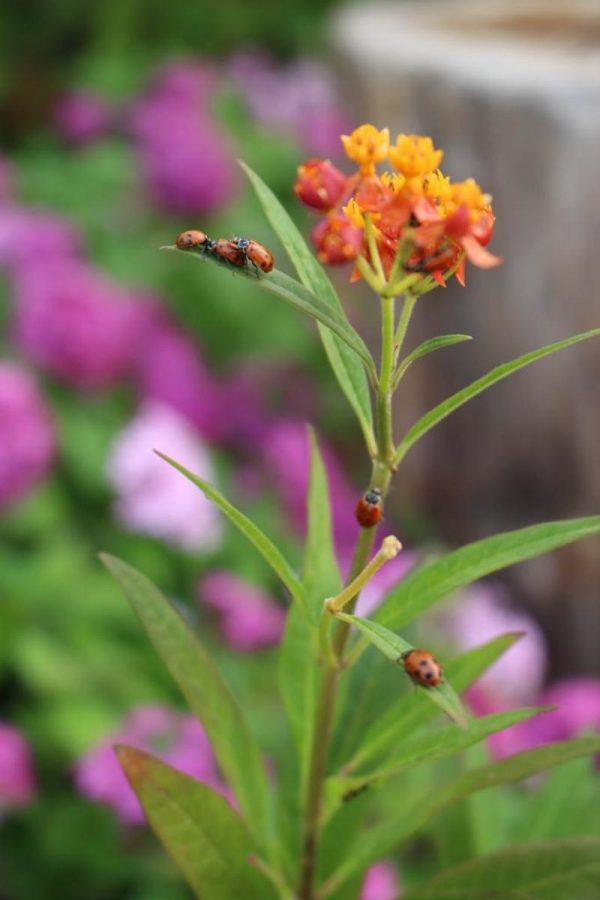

294,124,501,288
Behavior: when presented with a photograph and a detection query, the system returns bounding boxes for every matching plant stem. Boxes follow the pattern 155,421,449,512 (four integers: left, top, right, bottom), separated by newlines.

377,295,395,465
298,289,400,899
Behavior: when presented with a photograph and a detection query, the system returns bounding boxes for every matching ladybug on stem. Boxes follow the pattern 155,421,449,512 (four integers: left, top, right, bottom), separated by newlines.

176,229,214,251
400,649,443,687
355,488,383,528
232,237,275,273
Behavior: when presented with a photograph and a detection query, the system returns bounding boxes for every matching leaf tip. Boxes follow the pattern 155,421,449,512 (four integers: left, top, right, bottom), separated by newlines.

159,244,177,252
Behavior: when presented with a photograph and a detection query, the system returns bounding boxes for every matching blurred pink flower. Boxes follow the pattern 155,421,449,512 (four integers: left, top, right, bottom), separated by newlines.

53,90,113,146
106,402,222,552
74,706,228,825
469,678,600,760
360,861,401,900
229,53,351,157
0,207,80,274
0,722,36,810
262,419,357,553
130,61,235,216
198,571,285,651
132,312,224,441
446,583,547,704
12,260,148,389
0,363,55,508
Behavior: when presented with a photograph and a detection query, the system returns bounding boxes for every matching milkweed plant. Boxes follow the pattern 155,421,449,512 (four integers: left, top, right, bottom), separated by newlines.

101,125,600,899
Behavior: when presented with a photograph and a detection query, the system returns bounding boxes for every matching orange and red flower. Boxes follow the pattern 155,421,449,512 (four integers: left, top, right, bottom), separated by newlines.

294,124,501,289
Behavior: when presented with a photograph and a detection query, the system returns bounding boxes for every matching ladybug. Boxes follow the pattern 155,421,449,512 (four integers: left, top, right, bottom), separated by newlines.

212,238,247,268
400,649,443,688
355,488,383,528
233,237,275,273
176,230,213,251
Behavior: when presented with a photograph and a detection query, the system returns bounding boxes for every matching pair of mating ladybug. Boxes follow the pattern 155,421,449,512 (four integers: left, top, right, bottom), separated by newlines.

176,229,274,274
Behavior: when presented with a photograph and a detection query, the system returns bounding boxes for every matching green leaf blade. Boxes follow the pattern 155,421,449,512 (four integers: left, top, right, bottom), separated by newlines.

403,837,600,899
395,334,472,382
116,746,270,899
100,554,271,844
303,428,342,618
394,328,600,466
345,632,525,772
377,517,600,632
240,162,376,453
337,613,469,730
155,452,305,612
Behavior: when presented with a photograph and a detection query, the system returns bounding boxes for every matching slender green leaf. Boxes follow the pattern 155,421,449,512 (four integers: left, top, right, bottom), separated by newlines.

337,613,469,730
240,162,377,454
324,707,546,825
277,603,317,799
395,334,472,383
345,633,524,772
116,746,270,899
100,555,270,842
169,245,376,383
393,328,600,466
155,452,305,612
377,517,600,632
403,837,600,899
321,736,600,897
303,428,342,618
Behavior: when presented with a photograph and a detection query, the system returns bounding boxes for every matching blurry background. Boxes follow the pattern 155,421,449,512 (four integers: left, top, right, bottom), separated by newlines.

0,1,598,898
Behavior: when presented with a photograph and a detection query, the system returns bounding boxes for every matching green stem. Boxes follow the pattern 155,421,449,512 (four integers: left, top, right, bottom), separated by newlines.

298,282,405,898
393,292,418,368
377,296,395,465
365,214,385,285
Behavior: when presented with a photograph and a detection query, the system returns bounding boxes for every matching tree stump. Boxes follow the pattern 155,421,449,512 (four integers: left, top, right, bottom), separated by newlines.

331,0,600,675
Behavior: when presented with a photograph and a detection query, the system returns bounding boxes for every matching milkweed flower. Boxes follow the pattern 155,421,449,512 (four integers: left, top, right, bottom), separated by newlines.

0,363,55,508
295,123,501,288
74,706,229,825
0,723,36,811
198,571,286,651
106,403,222,552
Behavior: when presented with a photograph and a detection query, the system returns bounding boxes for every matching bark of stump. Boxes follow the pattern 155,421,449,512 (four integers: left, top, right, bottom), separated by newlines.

331,0,600,676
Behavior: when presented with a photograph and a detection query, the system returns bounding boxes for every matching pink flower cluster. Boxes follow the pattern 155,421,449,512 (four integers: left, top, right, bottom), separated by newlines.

129,60,236,215
0,363,55,508
0,722,36,811
74,706,231,825
53,90,113,146
198,572,286,651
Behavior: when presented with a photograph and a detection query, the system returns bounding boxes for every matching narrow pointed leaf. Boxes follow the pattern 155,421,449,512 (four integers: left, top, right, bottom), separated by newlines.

100,554,270,842
395,334,472,382
402,837,600,899
155,451,305,612
240,162,376,454
116,746,270,899
170,245,376,383
336,613,469,730
321,735,600,897
377,517,600,632
345,633,524,773
325,707,548,822
303,428,342,618
393,328,600,466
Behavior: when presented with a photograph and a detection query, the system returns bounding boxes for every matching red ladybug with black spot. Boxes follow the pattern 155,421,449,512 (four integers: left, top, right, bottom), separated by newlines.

355,488,383,528
233,237,275,273
176,229,213,251
212,238,247,268
401,649,443,687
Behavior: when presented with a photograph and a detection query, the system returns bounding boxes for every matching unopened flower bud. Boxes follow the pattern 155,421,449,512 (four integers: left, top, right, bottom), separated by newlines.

294,159,347,211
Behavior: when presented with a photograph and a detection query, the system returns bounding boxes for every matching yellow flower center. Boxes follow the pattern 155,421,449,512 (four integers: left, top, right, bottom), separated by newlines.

341,124,390,175
389,134,444,178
